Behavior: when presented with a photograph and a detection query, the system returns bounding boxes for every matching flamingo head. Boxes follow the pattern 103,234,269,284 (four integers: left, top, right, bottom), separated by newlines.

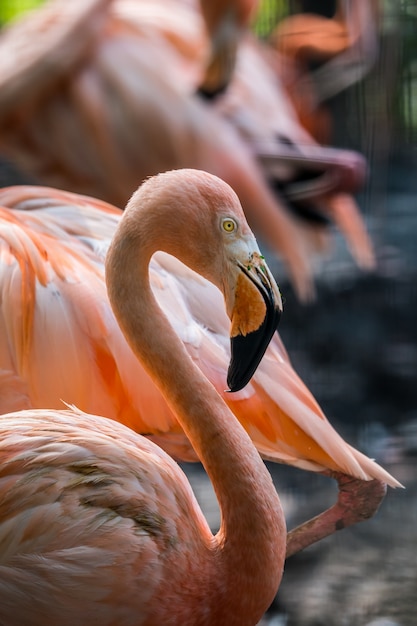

119,168,283,392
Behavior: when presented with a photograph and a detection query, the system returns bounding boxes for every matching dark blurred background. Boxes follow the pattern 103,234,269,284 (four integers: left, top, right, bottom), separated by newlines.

1,1,416,624
264,3,417,624
194,2,417,624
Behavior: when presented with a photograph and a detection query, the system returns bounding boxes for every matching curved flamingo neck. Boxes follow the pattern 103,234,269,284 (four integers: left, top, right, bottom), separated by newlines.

106,202,285,623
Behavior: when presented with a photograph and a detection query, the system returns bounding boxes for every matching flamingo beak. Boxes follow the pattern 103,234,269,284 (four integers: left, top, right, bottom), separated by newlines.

227,253,283,392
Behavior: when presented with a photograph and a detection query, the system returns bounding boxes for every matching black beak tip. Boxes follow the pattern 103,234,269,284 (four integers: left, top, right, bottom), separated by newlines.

225,378,245,394
226,305,281,393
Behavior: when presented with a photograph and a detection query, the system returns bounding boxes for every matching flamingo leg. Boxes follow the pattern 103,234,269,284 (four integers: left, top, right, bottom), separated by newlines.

286,472,387,558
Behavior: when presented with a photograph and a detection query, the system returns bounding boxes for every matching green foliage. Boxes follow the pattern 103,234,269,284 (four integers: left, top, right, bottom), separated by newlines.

0,0,45,26
252,0,289,39
398,7,417,137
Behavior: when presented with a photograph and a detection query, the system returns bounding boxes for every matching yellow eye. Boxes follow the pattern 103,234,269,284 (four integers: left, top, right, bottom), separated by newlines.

222,218,237,233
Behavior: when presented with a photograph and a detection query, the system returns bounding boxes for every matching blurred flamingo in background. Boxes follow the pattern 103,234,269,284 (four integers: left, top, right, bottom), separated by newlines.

269,0,381,143
0,0,377,300
196,0,260,98
0,179,400,559
0,169,287,625
111,0,377,275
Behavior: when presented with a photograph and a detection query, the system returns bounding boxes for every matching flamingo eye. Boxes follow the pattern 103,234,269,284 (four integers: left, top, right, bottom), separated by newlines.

222,218,237,233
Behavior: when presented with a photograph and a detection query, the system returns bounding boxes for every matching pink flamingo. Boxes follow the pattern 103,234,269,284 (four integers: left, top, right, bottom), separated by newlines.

0,0,374,300
270,0,381,143
0,180,400,560
196,0,259,97
0,169,286,625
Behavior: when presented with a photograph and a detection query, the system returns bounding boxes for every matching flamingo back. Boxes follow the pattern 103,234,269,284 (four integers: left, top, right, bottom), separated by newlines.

0,407,213,625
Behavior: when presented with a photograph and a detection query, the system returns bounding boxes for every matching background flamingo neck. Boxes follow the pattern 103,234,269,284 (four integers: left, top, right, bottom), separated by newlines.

106,226,286,622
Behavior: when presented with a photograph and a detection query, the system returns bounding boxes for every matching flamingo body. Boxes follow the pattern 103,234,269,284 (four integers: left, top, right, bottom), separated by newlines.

0,183,399,488
0,409,213,625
